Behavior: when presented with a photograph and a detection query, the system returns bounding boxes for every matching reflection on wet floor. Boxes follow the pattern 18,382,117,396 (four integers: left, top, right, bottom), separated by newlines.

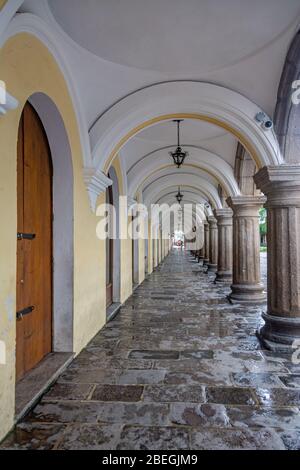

1,249,300,450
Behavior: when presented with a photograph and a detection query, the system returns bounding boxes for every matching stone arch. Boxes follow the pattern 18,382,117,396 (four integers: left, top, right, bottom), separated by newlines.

127,147,240,199
274,29,300,163
29,92,74,352
89,81,283,176
234,142,260,196
143,174,222,209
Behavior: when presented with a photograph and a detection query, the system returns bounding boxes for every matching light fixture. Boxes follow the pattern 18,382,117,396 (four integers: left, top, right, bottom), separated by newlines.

169,120,188,168
175,186,184,204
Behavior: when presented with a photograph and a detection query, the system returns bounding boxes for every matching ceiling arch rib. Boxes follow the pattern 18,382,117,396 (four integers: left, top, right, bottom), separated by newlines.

156,190,207,206
89,82,283,174
127,147,240,198
143,174,222,209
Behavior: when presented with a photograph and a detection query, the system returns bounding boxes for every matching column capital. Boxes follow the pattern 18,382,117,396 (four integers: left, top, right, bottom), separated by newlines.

227,195,266,216
214,208,233,220
207,216,217,227
254,165,300,207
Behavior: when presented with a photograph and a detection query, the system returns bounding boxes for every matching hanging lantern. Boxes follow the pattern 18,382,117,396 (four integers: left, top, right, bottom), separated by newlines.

175,187,184,204
169,120,188,168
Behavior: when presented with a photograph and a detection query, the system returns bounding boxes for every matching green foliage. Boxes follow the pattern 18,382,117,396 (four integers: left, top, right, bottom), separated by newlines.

259,208,267,235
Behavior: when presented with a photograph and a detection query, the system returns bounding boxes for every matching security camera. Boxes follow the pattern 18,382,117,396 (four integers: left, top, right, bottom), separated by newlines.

263,120,273,130
255,112,273,131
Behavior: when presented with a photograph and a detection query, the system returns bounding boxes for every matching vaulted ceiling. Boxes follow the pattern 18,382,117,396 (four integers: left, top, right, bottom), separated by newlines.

18,0,300,213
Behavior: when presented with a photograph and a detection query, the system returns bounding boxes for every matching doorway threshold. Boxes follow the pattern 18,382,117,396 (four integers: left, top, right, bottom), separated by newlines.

106,302,121,322
15,352,74,423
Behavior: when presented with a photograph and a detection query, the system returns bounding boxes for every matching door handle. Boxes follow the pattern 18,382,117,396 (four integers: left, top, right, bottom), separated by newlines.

17,233,36,240
16,306,35,321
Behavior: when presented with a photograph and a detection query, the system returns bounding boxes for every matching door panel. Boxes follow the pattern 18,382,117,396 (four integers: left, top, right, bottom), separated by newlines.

16,103,53,381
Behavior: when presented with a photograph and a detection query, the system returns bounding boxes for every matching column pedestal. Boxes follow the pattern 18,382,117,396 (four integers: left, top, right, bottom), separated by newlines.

254,165,300,350
227,196,266,304
214,208,233,283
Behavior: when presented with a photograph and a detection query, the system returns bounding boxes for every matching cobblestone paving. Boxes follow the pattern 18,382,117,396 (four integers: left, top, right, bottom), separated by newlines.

2,250,300,450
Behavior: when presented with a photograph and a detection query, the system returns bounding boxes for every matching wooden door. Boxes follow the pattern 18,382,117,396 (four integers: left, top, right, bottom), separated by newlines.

16,103,53,381
106,184,113,308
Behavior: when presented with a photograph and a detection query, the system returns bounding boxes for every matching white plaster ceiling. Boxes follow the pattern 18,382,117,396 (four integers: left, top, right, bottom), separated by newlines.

48,0,300,75
15,0,300,207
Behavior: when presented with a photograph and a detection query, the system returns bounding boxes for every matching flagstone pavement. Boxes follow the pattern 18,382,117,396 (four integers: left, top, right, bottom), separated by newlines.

1,249,300,450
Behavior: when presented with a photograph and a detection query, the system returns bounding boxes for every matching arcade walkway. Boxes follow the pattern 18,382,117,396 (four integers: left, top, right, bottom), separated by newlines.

2,250,300,450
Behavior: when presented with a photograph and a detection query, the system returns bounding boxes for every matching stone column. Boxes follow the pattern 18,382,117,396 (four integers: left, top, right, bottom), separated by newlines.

207,216,218,272
198,246,205,265
254,166,300,349
214,208,233,283
227,195,266,303
203,221,210,265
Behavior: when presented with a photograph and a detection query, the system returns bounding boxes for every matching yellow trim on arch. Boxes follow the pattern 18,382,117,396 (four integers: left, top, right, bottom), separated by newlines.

135,163,229,198
103,113,262,174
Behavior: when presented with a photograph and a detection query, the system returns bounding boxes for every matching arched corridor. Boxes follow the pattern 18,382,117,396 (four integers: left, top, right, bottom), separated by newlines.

1,249,299,450
1,0,300,452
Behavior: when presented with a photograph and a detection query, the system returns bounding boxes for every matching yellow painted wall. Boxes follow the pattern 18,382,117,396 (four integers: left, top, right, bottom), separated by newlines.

0,34,106,440
0,0,7,10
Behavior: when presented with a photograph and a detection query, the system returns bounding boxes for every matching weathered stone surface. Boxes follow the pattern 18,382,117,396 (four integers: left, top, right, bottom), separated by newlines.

227,196,266,304
0,423,66,450
91,385,144,402
254,166,300,349
256,388,300,407
117,426,190,450
58,424,122,450
205,387,258,405
44,383,93,401
2,250,299,450
143,385,205,403
170,403,230,427
227,405,300,430
214,208,233,283
129,350,179,359
191,428,285,450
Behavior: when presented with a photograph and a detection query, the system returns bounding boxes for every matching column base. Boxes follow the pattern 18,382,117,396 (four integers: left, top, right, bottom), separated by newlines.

203,258,209,266
207,263,217,273
228,283,266,304
215,272,232,284
198,257,204,266
257,312,300,351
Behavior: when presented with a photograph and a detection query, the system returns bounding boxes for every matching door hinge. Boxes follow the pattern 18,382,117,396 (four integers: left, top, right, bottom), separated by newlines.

17,233,36,240
16,306,35,321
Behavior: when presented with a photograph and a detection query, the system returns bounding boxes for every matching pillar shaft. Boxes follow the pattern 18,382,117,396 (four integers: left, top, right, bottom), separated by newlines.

254,166,300,349
227,195,266,303
214,208,233,283
207,216,218,272
203,222,210,265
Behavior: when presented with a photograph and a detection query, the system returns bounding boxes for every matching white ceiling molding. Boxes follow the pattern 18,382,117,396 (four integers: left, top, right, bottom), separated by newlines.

0,12,92,167
83,168,112,213
143,174,222,209
90,81,283,172
0,91,19,116
127,146,241,198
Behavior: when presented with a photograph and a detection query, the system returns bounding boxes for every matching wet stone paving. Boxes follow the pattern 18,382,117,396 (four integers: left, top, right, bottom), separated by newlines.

2,250,300,450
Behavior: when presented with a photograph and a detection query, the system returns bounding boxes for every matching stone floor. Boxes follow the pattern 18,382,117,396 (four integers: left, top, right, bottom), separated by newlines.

2,249,300,450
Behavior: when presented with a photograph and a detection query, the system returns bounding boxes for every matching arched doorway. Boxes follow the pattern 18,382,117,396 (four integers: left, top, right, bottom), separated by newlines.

106,182,114,308
16,103,53,381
